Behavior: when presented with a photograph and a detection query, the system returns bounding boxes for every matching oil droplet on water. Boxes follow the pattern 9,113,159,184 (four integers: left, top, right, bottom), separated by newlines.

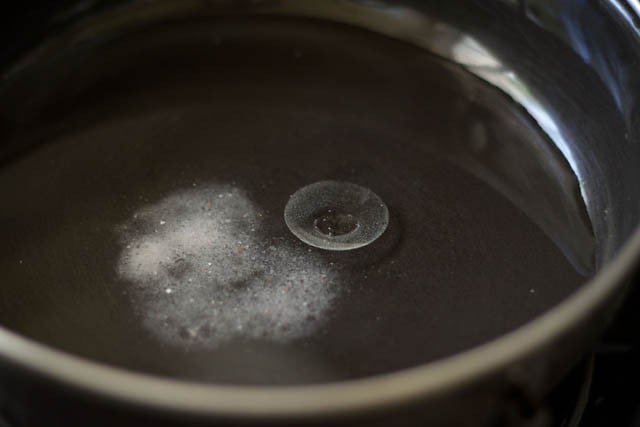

284,181,389,250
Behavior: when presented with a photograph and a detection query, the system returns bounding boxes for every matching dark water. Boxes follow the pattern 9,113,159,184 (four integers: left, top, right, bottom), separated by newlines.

0,15,594,384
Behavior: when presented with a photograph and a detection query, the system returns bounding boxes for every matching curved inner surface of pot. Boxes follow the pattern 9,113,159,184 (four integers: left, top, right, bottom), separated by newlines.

0,0,638,385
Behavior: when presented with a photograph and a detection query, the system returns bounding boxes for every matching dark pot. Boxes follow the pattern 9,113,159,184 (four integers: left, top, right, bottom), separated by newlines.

0,1,639,426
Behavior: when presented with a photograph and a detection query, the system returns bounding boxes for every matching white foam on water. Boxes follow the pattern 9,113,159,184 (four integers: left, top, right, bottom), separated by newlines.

117,185,336,348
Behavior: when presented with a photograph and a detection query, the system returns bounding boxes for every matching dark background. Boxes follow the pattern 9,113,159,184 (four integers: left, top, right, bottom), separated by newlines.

0,1,639,426
580,281,640,427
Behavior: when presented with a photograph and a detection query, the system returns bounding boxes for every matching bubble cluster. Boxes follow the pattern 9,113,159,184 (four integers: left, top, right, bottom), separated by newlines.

117,185,336,348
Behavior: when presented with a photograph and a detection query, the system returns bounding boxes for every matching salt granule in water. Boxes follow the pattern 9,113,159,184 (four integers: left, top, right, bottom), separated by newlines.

116,185,337,348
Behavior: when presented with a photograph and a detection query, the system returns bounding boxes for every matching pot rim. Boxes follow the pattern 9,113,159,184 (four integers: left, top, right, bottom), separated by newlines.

0,0,638,420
